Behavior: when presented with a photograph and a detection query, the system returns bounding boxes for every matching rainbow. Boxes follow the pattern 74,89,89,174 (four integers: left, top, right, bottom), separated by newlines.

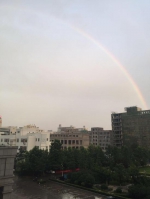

69,25,148,109
0,4,148,109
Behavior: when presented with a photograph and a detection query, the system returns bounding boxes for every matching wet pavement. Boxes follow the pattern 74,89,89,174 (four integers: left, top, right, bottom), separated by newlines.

11,176,108,199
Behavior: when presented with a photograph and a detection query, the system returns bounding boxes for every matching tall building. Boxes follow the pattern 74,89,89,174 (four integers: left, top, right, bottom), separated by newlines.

111,106,150,148
50,125,90,149
90,127,113,151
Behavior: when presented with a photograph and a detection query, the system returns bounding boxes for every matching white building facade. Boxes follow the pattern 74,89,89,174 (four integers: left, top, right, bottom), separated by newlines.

0,124,51,152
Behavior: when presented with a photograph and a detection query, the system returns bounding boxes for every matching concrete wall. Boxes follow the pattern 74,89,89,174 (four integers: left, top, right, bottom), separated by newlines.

0,147,17,199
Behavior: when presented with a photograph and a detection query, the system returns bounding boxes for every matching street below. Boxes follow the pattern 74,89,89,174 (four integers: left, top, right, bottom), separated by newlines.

11,176,108,199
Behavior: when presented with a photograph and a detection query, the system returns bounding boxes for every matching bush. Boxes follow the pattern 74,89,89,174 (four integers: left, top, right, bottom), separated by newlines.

81,182,85,186
101,184,108,190
74,180,79,185
69,171,95,188
115,187,122,193
128,185,150,199
84,174,95,188
37,179,46,184
65,179,70,183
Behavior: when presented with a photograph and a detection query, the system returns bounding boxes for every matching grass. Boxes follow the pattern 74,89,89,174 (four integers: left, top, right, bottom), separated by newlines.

139,166,150,174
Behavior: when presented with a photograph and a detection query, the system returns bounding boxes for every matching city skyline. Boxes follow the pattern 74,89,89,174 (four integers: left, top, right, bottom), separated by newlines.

1,1,150,130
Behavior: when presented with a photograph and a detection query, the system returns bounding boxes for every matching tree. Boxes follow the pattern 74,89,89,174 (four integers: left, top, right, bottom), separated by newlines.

133,147,149,166
114,163,128,185
16,147,48,176
128,185,150,199
49,140,63,170
129,165,139,184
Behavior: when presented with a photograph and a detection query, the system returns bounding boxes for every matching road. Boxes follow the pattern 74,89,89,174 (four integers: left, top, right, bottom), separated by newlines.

11,176,109,199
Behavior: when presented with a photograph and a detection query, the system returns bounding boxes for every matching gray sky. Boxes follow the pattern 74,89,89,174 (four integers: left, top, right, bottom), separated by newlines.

1,0,150,131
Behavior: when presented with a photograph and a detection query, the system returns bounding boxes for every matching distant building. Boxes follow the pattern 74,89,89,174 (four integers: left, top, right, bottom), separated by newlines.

0,146,17,199
90,127,113,151
50,125,90,149
111,106,150,148
0,124,51,152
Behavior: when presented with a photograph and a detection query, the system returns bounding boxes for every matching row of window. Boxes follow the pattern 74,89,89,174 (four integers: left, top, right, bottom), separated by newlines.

92,135,110,138
0,138,49,142
0,139,27,142
51,134,79,137
51,140,82,145
92,139,110,142
62,146,82,149
91,132,110,135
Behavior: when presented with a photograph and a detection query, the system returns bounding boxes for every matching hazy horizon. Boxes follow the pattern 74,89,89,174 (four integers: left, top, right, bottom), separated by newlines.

1,1,150,131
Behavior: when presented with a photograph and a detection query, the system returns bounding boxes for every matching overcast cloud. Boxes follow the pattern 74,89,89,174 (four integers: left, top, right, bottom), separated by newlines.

0,0,150,131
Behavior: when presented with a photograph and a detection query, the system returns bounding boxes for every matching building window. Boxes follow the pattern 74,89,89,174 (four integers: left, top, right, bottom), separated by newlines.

38,138,40,141
69,140,71,145
47,138,48,141
64,140,67,144
72,140,75,144
76,140,79,144
80,140,82,145
21,139,27,142
61,140,63,144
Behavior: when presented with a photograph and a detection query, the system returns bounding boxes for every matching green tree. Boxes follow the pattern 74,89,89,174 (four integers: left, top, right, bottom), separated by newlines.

114,163,128,185
49,140,63,170
129,165,139,183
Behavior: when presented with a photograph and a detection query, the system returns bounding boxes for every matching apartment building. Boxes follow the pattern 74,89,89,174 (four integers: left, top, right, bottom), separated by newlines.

0,123,51,151
50,125,90,149
90,127,112,151
111,106,150,148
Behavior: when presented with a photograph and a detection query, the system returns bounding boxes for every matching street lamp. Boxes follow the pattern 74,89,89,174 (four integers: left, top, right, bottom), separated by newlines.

61,164,63,177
